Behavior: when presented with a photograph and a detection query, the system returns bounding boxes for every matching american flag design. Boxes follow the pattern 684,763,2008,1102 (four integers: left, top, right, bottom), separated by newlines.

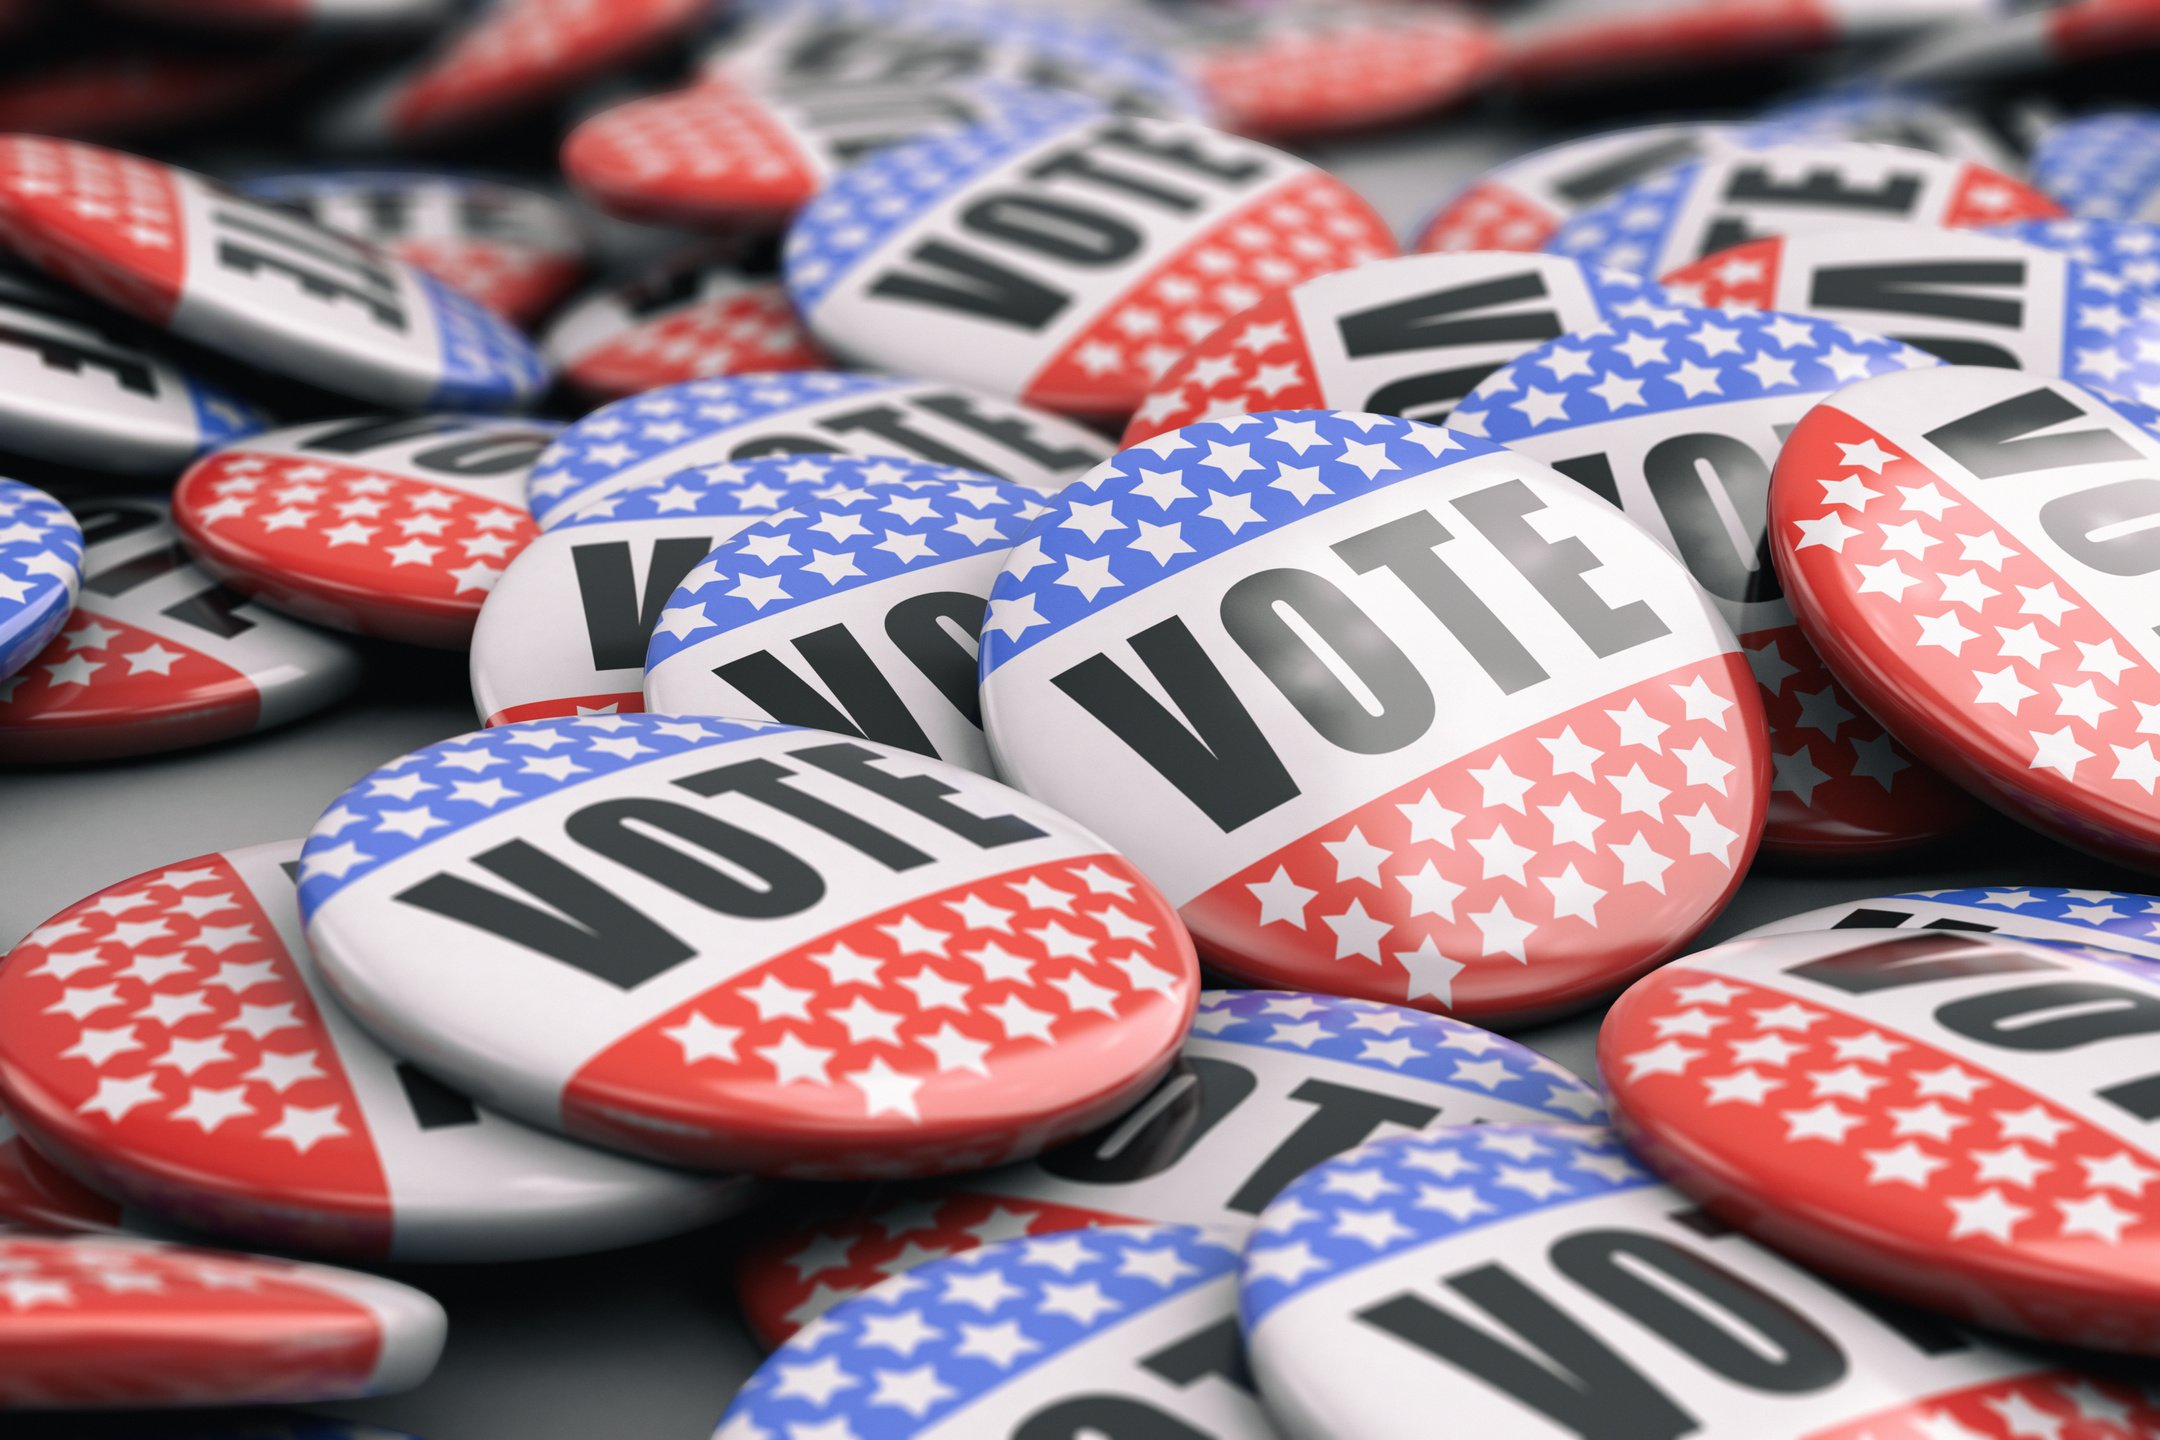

241,171,588,327
1603,929,2160,1351
1768,367,2160,866
299,717,1198,1179
979,410,1765,1025
1450,305,1979,857
0,498,359,764
736,988,1604,1345
1241,1121,2160,1440
1122,252,1661,444
0,840,746,1261
719,1223,1277,1440
1413,123,1734,255
1181,6,1498,140
0,262,263,476
642,459,1042,774
0,137,548,410
173,415,556,647
0,1233,443,1407
472,462,828,726
2031,112,2160,224
1740,886,2160,960
784,109,1396,423
0,479,85,684
1661,226,2160,406
1987,216,2160,297
525,371,1107,531
1543,142,2064,280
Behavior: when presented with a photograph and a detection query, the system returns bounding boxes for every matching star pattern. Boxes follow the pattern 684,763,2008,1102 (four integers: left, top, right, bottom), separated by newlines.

1874,885,2160,958
0,602,246,746
0,480,84,683
1811,1373,2160,1440
557,281,825,400
0,136,186,321
1413,124,1726,255
565,79,829,222
1189,9,1497,139
2031,112,2160,224
719,1225,1240,1440
1988,217,2160,298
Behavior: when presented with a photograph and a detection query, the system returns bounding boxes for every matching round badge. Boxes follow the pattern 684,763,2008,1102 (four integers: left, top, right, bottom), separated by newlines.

2033,111,2160,222
1769,366,2160,867
299,716,1200,1179
1450,306,1980,858
0,138,548,412
719,1224,1276,1440
1739,885,2160,957
1603,928,2160,1352
0,840,750,1261
738,988,1605,1345
0,478,84,684
783,106,1398,424
1661,226,2160,399
544,244,825,402
0,498,360,764
0,262,264,477
525,371,1109,530
0,1234,442,1408
1414,123,1738,255
1544,141,2063,280
1242,1122,2160,1437
1988,216,2160,296
565,77,1081,230
173,415,555,648
242,170,587,327
1124,252,1664,445
642,458,1041,774
978,410,1768,1025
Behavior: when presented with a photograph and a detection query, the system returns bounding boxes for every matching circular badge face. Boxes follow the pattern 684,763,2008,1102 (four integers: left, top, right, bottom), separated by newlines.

1603,929,2160,1352
174,415,555,647
643,459,1041,774
1769,366,2160,866
0,478,84,684
719,1224,1276,1440
1661,226,2160,400
0,840,749,1262
979,410,1767,1025
526,371,1109,530
2033,111,2160,223
1544,142,2063,280
1739,885,2160,957
0,498,360,764
1124,253,1662,444
299,716,1200,1180
0,139,549,412
1241,1121,2160,1438
544,246,825,402
1450,306,1979,857
0,1234,442,1408
737,988,1605,1345
242,171,587,327
1414,124,1738,255
783,106,1398,424
1987,216,2160,297
0,263,264,476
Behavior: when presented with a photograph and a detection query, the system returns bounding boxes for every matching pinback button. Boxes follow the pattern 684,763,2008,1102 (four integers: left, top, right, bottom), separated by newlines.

1123,252,1665,445
1449,307,1980,858
1987,216,2160,296
978,410,1768,1026
782,105,1399,425
1768,366,2160,867
2032,111,2160,222
526,371,1108,531
0,138,548,413
0,840,749,1261
1241,1122,2159,1438
298,716,1200,1179
0,479,84,684
1660,227,2160,400
717,1224,1276,1440
0,262,264,477
0,498,360,765
1602,929,2160,1352
1739,885,2160,958
737,988,1604,1345
642,459,1042,774
0,1234,442,1407
1543,141,2064,280
241,172,587,329
173,415,555,648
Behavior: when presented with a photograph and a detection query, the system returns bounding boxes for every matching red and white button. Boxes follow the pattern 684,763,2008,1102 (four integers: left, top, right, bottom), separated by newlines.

174,415,555,648
1415,123,1737,255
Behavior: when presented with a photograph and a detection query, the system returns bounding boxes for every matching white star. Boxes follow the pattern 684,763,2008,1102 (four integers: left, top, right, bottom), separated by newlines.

664,1011,742,1064
1945,1188,2030,1243
264,1103,350,1153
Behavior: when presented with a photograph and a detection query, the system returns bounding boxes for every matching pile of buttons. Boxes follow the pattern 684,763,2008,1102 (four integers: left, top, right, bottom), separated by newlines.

7,1,2160,1436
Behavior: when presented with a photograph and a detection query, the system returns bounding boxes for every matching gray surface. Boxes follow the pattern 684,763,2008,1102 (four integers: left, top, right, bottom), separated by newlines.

4,120,2152,1440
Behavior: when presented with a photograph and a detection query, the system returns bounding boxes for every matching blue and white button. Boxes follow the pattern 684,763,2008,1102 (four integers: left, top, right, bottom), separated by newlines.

2033,111,2160,223
1987,215,2160,295
1740,885,2160,958
0,479,84,684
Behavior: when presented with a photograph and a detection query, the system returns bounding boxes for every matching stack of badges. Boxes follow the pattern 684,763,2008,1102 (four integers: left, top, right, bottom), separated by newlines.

0,479,85,685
